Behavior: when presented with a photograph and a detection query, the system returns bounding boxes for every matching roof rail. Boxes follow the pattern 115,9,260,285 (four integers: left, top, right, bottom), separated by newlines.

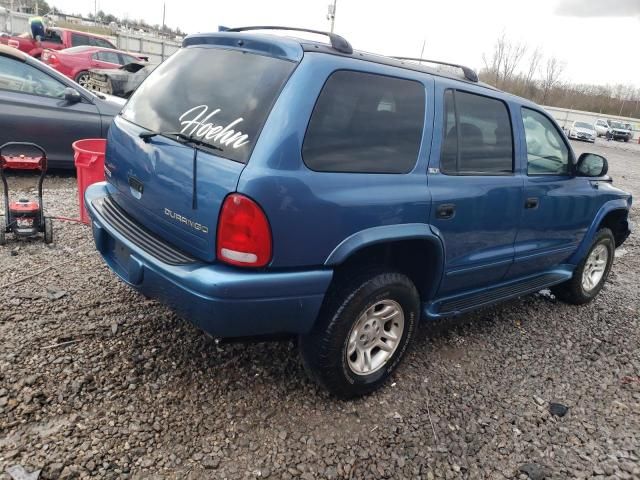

219,26,353,55
392,57,479,83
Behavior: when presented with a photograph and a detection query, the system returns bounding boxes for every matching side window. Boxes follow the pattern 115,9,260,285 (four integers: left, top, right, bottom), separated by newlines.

96,51,120,64
440,89,513,175
522,108,570,175
0,55,66,98
302,71,425,174
71,33,91,47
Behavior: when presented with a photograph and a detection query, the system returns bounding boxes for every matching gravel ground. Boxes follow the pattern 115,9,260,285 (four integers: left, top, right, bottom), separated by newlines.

1,139,638,480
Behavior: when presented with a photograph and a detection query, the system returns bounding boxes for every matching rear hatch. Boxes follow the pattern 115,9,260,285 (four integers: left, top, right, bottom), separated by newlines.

105,44,296,262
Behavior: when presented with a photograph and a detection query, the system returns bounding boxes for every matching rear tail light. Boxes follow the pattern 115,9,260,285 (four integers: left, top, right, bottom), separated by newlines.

217,194,272,267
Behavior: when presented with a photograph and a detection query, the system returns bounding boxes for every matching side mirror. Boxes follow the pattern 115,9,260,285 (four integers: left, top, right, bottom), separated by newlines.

63,87,82,104
576,153,608,177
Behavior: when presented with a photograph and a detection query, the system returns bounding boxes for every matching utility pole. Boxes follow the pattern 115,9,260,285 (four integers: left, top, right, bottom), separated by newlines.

162,2,166,32
327,0,337,33
35,0,38,15
94,0,97,26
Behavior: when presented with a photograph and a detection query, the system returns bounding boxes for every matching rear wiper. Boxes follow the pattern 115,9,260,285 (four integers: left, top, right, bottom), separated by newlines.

139,131,223,152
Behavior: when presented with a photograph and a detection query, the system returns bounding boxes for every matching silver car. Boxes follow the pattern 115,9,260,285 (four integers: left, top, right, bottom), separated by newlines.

567,121,596,143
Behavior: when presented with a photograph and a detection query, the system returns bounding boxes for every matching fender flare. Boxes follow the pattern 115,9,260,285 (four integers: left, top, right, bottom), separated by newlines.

568,199,630,265
323,223,445,298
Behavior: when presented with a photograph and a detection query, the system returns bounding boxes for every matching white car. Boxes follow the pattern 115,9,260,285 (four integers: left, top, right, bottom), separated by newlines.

594,119,609,137
567,121,596,143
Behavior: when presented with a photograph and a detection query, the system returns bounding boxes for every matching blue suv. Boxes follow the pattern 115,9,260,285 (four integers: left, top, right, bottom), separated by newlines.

86,27,632,398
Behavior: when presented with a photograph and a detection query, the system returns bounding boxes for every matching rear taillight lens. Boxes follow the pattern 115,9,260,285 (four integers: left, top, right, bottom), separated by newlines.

217,194,272,267
48,54,58,64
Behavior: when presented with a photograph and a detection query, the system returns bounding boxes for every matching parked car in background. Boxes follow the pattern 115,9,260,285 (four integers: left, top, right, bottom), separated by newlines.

594,119,609,137
0,27,116,59
606,120,632,142
42,46,146,88
567,121,596,142
87,62,156,98
85,28,631,398
0,45,124,168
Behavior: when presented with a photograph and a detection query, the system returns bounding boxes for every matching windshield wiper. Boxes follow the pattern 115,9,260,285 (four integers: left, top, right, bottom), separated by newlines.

139,131,223,152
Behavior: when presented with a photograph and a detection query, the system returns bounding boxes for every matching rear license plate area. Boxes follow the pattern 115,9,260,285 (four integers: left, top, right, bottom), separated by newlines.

113,240,131,270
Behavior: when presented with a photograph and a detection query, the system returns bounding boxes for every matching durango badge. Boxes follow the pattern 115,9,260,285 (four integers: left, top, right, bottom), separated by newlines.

164,208,209,234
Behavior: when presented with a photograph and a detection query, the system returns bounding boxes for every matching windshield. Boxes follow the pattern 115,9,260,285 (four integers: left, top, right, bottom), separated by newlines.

610,121,624,128
121,46,296,163
574,122,594,129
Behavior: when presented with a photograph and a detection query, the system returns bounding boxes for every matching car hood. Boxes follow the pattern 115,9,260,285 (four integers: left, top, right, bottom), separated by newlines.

574,127,595,134
94,93,126,116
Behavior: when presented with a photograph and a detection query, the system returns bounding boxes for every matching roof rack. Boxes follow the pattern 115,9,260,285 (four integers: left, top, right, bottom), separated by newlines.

219,26,353,55
392,57,479,83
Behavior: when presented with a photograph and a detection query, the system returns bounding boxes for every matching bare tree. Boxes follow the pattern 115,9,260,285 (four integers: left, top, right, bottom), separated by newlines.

482,32,508,86
479,33,640,118
525,47,542,85
540,57,565,104
501,40,527,84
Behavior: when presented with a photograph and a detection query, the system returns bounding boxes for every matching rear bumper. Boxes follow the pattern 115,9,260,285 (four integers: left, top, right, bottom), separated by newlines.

85,182,333,337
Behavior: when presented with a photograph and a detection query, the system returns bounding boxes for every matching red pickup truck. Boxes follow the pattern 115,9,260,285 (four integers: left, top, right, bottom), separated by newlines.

0,27,116,58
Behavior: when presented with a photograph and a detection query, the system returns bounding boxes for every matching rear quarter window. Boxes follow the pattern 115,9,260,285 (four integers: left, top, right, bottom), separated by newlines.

302,71,425,174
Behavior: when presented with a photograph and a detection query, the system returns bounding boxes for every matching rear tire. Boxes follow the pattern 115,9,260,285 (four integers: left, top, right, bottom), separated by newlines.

551,228,614,305
0,223,6,246
44,217,53,244
299,270,419,398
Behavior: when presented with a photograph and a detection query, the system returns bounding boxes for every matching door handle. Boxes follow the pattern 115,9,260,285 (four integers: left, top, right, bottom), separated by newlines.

525,197,539,209
436,203,456,219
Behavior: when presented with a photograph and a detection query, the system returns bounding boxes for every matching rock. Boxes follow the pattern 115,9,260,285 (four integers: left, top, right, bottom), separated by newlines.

202,456,220,469
58,466,79,480
6,465,41,480
519,463,549,480
549,402,569,417
23,375,39,387
44,463,64,479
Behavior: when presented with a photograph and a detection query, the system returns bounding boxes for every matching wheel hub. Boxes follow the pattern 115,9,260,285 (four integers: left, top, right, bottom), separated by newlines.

347,299,405,376
582,244,608,292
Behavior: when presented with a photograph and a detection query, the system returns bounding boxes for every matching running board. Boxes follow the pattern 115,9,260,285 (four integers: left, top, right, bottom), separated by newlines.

425,270,572,318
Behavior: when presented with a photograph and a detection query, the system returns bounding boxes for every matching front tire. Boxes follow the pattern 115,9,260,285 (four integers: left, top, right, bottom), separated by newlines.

551,228,614,305
299,271,419,398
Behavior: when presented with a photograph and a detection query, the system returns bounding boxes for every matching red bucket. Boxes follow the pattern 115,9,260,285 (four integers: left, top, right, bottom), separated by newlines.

73,139,106,224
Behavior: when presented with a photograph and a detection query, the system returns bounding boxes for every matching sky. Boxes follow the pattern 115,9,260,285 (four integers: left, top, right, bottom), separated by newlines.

49,0,640,88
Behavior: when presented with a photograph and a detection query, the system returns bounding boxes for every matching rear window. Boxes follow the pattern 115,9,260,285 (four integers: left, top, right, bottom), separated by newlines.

302,71,425,173
121,47,296,163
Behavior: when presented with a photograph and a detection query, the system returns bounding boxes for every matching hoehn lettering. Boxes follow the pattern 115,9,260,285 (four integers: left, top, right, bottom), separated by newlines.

179,105,250,149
